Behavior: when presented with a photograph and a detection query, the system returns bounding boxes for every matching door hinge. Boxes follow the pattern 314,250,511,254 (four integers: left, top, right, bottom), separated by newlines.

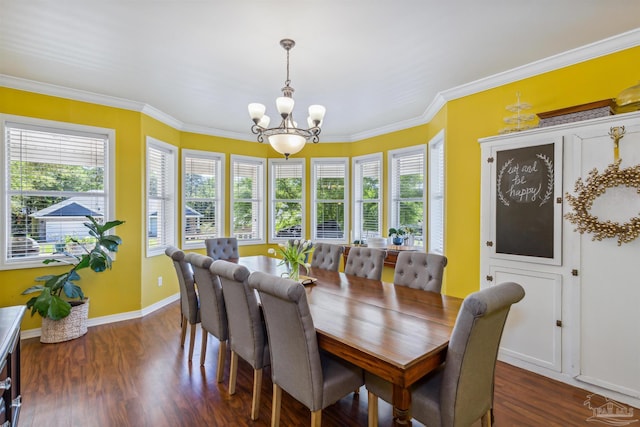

572,269,579,276
486,275,493,282
486,241,494,247
556,320,563,327
487,157,494,163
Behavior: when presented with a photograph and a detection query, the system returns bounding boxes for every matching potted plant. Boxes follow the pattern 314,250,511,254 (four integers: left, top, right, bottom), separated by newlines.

22,215,125,343
388,227,406,245
401,225,416,246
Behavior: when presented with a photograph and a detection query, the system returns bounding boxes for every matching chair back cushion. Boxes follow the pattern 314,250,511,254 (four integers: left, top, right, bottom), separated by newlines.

248,271,324,410
440,282,525,427
205,237,239,260
212,260,268,370
185,253,228,341
165,246,199,324
393,252,448,292
310,243,343,272
344,247,385,280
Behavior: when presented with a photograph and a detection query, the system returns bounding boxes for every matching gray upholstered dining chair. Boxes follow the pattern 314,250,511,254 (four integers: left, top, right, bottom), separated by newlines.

310,243,343,272
205,237,239,260
184,253,229,381
165,246,200,362
248,271,364,427
344,247,385,280
393,251,448,293
365,282,525,427
211,260,269,421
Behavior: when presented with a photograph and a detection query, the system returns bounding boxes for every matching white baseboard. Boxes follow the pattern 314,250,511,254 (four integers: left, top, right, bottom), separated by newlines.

21,293,180,340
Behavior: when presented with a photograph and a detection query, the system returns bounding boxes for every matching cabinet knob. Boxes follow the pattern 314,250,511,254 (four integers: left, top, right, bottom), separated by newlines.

486,275,494,281
0,377,10,391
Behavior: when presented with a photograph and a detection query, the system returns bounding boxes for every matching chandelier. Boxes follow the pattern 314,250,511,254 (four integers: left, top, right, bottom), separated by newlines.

248,39,326,159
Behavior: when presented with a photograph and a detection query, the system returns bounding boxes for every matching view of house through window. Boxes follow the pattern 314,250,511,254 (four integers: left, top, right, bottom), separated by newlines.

4,119,111,264
182,150,224,248
231,155,265,243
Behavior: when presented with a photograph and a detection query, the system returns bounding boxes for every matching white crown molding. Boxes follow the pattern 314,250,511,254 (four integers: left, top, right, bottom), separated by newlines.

2,28,638,142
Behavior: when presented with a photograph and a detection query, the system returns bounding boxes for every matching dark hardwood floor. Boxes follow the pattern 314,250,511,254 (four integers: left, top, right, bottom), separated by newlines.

19,302,637,426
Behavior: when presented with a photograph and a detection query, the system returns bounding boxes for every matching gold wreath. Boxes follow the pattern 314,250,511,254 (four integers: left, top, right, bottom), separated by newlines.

565,159,640,245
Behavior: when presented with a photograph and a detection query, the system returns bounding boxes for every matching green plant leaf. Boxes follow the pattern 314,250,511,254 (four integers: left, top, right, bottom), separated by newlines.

100,219,125,233
89,250,110,272
63,281,84,299
100,235,122,251
68,270,82,281
47,296,72,320
32,289,53,318
22,285,45,295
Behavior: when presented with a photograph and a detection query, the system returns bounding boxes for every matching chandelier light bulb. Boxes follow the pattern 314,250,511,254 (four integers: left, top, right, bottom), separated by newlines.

248,103,266,122
276,97,295,117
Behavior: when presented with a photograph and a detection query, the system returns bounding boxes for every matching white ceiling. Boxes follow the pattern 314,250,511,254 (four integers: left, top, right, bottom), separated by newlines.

1,1,639,141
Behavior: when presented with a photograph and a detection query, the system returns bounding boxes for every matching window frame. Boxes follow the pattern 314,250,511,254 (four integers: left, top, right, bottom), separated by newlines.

352,153,383,242
311,157,349,244
428,130,445,254
181,149,225,249
230,154,266,245
146,137,178,258
268,158,306,243
388,145,427,248
0,114,115,270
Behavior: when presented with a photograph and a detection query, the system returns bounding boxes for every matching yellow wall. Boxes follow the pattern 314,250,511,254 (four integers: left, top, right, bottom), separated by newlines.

1,45,639,329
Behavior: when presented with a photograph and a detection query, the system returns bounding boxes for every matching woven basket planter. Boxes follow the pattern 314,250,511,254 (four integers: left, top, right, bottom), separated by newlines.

40,299,89,344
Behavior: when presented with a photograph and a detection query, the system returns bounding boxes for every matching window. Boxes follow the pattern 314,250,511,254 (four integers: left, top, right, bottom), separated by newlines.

231,155,266,244
269,159,305,241
146,137,177,256
389,145,426,247
182,150,225,248
2,117,114,267
428,131,445,254
311,158,348,242
352,153,382,242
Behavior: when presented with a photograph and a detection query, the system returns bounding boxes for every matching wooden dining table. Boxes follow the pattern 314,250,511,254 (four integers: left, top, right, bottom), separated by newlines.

237,255,462,426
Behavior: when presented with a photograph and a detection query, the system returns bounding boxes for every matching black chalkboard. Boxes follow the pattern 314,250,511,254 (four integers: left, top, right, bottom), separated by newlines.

495,143,555,258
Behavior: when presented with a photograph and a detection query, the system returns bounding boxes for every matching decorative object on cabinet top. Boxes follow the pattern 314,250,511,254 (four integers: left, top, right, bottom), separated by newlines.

537,99,615,128
499,92,536,134
616,81,640,114
565,127,640,245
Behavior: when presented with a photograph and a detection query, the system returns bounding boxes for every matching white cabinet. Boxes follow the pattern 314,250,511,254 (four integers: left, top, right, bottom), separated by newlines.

480,111,640,407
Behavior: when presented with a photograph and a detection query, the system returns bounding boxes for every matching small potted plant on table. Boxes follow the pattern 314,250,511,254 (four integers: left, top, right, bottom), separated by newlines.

388,228,406,246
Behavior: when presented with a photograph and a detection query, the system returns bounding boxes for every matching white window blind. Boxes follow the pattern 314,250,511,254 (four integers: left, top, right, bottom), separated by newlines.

353,154,382,242
312,158,348,241
390,146,426,247
5,120,110,263
183,150,224,248
231,156,265,242
269,159,304,241
429,134,445,254
147,138,176,255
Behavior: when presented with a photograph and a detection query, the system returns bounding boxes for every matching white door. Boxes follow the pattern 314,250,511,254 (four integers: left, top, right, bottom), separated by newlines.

570,119,640,398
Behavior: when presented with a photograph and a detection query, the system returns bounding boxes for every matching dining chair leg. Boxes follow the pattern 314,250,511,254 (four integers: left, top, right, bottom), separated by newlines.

229,351,238,395
216,340,227,383
310,409,322,427
481,409,492,427
188,323,197,361
271,383,282,427
180,315,187,347
251,368,263,420
199,328,208,365
367,391,378,427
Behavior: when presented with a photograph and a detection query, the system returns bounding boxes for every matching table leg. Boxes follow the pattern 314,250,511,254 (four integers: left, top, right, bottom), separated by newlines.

392,384,412,426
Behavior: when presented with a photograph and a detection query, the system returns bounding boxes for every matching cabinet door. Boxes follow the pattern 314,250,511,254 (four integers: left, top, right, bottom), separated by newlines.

490,267,562,372
570,120,640,398
487,137,563,265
